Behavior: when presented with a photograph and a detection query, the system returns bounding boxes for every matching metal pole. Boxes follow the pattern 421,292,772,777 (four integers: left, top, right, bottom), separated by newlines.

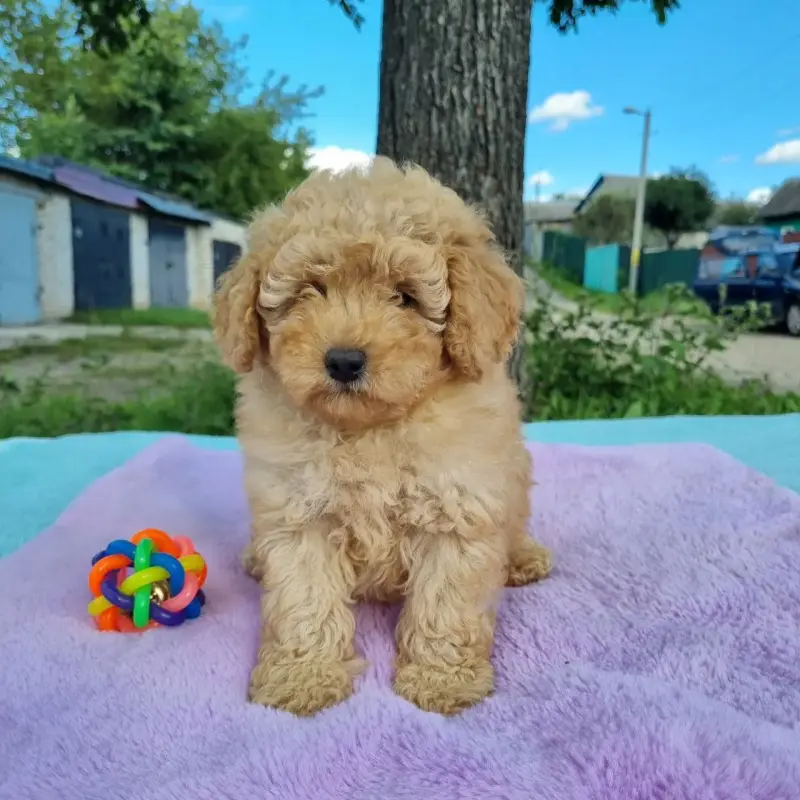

629,109,651,294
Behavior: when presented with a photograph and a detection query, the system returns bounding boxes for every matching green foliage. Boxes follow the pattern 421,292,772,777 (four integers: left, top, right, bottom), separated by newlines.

1,0,316,219
69,307,211,328
572,194,635,245
545,0,680,30
716,201,759,227
2,289,797,439
0,361,236,437
62,0,680,53
524,286,799,420
644,173,716,249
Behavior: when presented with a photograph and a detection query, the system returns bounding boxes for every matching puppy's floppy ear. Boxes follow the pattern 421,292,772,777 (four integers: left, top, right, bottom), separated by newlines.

443,240,524,381
213,252,265,373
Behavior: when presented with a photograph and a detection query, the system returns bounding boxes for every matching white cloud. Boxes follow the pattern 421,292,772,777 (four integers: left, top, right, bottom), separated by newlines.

718,154,740,164
746,187,773,205
527,170,554,187
528,90,603,132
755,139,800,165
307,146,374,173
4,145,20,158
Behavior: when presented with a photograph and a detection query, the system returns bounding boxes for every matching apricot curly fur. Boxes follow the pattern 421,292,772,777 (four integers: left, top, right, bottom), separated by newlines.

214,156,552,716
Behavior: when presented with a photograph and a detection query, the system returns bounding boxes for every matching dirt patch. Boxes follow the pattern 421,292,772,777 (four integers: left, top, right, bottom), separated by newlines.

0,338,219,402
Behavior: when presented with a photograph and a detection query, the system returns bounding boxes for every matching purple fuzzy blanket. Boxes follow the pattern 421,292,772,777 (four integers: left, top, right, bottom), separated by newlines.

1,437,800,800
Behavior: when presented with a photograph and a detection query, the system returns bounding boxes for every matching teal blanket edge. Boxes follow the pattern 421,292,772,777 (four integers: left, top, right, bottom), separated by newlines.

1,413,798,559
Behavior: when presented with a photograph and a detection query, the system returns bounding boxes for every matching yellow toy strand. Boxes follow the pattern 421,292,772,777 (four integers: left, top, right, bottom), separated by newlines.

87,555,205,618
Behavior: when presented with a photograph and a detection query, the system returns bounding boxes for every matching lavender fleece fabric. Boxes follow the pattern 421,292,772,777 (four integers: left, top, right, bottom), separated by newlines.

1,436,800,800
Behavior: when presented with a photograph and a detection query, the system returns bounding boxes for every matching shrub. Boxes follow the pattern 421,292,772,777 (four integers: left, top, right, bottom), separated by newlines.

1,287,797,439
523,285,799,419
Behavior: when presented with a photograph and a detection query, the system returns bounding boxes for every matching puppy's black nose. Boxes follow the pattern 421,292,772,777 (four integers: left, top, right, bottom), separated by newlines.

325,348,367,384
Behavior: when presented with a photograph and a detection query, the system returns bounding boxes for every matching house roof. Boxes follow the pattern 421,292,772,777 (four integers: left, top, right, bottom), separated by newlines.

0,154,214,224
524,200,576,223
0,153,53,183
573,174,648,214
758,179,800,220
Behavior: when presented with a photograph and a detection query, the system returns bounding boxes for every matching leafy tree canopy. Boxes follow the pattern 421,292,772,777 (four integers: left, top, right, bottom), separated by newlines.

715,201,759,227
573,194,636,245
0,0,318,219
644,171,716,249
63,0,680,52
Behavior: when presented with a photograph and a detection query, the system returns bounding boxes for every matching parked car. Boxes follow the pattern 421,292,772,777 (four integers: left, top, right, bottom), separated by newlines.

693,241,800,336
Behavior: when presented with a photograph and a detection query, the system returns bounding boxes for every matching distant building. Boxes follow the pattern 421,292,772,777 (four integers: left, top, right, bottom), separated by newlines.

758,179,800,238
0,154,246,325
573,174,647,215
523,200,577,259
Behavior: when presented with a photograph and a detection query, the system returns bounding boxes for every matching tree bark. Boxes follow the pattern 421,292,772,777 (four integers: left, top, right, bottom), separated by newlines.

377,0,533,398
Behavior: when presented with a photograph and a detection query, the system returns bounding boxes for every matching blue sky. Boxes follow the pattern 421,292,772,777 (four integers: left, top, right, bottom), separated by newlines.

199,0,800,205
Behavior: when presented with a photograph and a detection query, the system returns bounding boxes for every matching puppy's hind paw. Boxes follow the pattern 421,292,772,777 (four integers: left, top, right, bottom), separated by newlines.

241,543,263,581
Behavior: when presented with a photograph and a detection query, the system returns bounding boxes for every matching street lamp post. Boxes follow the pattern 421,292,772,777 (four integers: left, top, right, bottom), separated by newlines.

624,106,651,295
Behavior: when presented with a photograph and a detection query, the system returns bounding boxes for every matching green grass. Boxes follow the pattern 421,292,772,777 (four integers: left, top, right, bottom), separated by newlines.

0,335,185,366
532,261,707,317
1,294,798,439
69,307,212,328
0,361,236,438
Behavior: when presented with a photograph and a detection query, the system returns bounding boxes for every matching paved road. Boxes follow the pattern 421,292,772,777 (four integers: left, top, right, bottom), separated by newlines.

1,314,799,392
0,324,212,350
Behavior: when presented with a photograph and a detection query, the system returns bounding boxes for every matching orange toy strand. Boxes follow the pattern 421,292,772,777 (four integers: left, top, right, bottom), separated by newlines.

131,528,180,558
96,606,118,632
88,554,130,596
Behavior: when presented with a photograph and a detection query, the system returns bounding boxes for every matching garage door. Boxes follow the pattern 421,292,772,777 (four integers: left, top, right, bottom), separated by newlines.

0,189,40,325
71,199,132,311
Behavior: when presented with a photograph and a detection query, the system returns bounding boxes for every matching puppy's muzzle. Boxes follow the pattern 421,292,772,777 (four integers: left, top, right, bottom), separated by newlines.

325,348,367,385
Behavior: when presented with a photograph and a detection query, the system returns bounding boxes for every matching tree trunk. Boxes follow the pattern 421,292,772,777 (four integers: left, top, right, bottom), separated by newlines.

376,0,533,399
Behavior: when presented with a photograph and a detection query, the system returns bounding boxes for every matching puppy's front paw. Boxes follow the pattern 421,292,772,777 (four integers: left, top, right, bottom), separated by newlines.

506,539,552,587
394,659,494,715
248,651,354,716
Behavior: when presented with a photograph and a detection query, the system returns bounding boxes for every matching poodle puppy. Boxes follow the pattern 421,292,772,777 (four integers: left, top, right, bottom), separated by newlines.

213,157,551,717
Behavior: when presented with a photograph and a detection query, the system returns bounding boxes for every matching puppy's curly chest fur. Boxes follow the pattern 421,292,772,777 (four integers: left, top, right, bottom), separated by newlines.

239,367,530,603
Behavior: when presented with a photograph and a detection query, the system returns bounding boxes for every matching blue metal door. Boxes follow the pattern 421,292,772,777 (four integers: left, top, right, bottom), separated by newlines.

212,240,242,284
149,219,188,307
71,199,132,310
0,189,41,325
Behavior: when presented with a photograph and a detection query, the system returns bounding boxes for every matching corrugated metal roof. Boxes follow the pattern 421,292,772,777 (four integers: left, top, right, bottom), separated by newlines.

524,201,576,223
574,174,651,214
0,154,54,183
53,164,140,209
759,179,800,220
1,154,214,224
138,192,213,224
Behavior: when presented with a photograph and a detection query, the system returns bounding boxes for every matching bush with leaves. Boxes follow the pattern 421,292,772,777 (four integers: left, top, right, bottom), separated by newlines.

2,288,798,438
523,285,799,420
1,0,317,219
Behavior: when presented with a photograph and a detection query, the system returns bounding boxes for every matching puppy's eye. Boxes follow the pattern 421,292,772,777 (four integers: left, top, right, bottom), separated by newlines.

396,290,418,310
309,281,326,297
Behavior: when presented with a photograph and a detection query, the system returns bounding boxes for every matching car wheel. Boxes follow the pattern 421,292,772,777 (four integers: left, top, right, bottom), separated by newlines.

787,303,800,337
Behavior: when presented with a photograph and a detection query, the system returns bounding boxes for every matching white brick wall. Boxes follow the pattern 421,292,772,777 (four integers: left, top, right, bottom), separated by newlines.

188,225,211,309
187,217,247,310
37,192,73,319
130,212,150,309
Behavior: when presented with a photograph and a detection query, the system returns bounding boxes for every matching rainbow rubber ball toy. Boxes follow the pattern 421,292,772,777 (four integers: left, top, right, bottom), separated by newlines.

88,528,207,633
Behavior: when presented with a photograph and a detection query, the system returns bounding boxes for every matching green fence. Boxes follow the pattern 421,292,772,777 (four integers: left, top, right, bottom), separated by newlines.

542,231,587,284
639,248,700,295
